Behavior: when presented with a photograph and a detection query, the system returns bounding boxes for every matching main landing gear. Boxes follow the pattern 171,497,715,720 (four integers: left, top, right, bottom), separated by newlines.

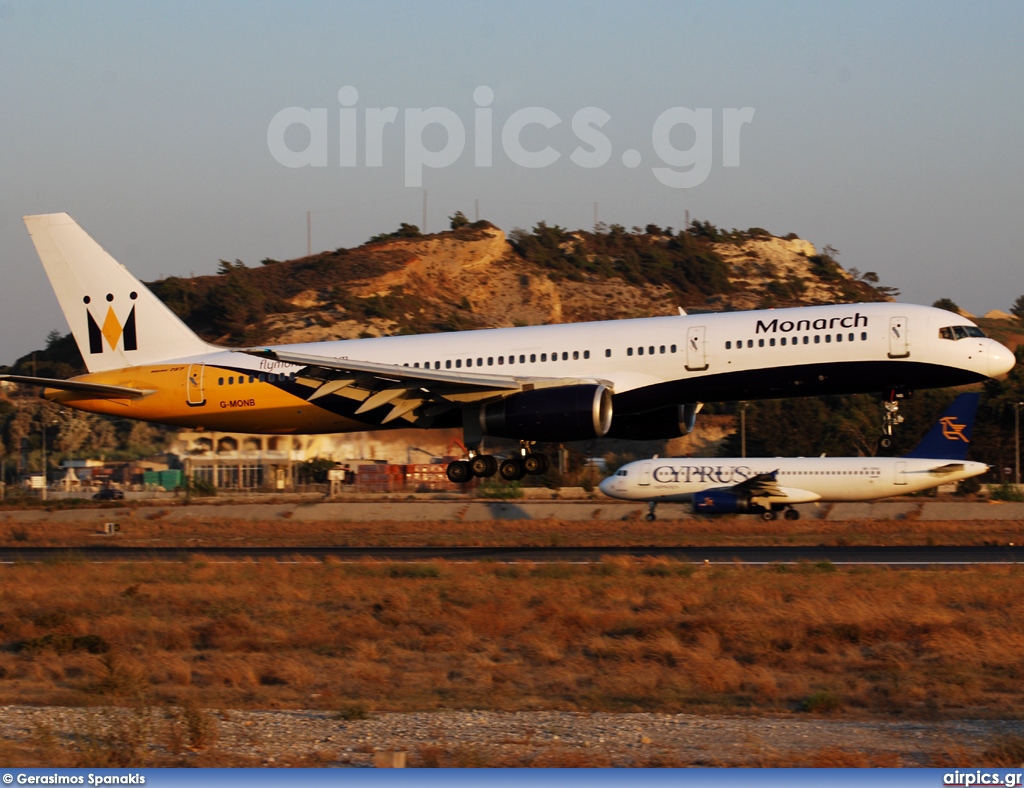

878,388,912,453
646,502,658,522
760,507,800,521
446,441,551,484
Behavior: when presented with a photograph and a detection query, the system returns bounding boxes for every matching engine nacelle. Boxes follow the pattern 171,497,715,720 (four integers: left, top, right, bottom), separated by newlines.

692,488,759,514
480,384,613,442
605,403,701,440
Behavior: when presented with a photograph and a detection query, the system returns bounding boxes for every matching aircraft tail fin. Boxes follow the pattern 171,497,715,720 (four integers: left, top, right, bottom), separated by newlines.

903,393,980,460
23,213,215,373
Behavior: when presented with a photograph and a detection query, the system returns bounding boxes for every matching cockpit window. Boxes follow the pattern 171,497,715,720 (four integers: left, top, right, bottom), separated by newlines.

939,325,986,340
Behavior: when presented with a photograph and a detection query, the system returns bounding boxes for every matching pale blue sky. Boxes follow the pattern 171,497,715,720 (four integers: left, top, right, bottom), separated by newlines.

1,0,1022,364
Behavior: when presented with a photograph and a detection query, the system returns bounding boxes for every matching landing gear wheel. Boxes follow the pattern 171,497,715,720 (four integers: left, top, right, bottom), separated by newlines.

523,453,549,475
877,435,894,451
499,458,526,481
784,508,800,521
446,460,472,484
646,502,658,522
761,510,778,521
470,454,498,477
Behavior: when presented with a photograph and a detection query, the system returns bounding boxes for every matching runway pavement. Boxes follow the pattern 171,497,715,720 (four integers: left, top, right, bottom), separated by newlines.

1,544,1022,564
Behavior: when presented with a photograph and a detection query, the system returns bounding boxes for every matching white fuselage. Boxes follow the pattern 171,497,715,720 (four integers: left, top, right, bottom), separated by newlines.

600,456,989,504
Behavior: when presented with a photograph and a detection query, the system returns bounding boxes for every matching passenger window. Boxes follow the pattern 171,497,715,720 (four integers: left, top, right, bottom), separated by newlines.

803,336,809,344
563,352,569,360
747,340,753,348
825,334,831,343
836,334,842,343
627,347,633,356
604,349,610,357
435,361,440,369
638,347,644,356
541,353,547,362
477,358,483,366
769,338,775,347
780,337,786,346
814,335,820,344
446,360,452,369
218,377,224,385
269,374,277,382
530,354,536,363
848,333,854,342
414,362,419,368
648,346,654,355
228,377,234,385
258,374,266,383
488,357,493,366
861,332,867,341
670,344,676,353
583,350,589,359
573,351,579,360
726,341,732,349
758,339,764,347
519,355,525,363
659,345,665,354
498,356,504,365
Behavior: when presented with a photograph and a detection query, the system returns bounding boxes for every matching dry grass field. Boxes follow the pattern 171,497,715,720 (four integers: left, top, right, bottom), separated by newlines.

2,558,1023,717
3,512,1024,766
2,512,1024,548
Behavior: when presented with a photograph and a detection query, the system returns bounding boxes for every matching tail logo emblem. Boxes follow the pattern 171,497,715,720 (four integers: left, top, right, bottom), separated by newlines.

85,293,138,354
939,416,969,443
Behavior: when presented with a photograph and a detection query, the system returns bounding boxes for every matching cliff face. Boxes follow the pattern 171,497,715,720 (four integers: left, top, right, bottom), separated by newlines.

147,222,891,346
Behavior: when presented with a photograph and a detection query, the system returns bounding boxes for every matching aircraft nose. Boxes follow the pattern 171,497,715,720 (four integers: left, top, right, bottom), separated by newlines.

599,476,614,496
986,339,1016,378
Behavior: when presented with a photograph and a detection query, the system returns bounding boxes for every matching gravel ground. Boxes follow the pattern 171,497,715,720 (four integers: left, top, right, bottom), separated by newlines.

2,706,1021,767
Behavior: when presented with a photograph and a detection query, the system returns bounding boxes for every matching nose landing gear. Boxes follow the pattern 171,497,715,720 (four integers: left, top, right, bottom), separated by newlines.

878,388,912,453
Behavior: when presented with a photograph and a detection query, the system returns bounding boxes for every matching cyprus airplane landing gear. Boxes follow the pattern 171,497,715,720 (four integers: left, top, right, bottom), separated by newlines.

446,441,550,484
646,502,658,522
878,389,912,452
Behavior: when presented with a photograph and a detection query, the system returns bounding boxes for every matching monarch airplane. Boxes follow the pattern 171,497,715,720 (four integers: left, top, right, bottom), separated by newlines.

599,393,987,521
1,213,1015,483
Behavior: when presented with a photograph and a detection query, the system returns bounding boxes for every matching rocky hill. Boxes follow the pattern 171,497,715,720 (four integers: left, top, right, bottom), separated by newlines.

147,219,893,347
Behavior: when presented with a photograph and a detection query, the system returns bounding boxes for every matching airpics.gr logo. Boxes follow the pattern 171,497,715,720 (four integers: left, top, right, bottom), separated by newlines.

84,291,138,354
939,416,970,443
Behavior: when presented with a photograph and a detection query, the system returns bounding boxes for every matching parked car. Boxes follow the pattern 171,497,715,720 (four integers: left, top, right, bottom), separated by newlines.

93,489,125,500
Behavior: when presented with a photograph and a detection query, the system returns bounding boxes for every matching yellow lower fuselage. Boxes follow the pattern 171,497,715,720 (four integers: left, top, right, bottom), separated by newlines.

45,364,366,434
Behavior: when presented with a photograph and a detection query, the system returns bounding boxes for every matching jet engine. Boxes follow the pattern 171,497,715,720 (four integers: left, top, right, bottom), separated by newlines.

606,403,701,440
480,384,613,442
692,489,758,514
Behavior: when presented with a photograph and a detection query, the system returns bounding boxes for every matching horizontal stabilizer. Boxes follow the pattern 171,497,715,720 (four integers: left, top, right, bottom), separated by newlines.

0,374,155,399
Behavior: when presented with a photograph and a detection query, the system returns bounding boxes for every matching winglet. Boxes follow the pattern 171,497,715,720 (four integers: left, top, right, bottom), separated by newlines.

903,393,980,460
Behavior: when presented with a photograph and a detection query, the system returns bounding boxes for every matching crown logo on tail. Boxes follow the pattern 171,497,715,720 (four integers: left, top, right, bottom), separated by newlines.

86,296,137,354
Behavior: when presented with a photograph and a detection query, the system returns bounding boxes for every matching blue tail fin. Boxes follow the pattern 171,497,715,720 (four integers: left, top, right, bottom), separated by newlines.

902,393,980,460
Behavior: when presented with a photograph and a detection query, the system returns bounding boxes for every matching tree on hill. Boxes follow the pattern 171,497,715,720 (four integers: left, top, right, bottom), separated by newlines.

1011,295,1024,327
933,298,961,314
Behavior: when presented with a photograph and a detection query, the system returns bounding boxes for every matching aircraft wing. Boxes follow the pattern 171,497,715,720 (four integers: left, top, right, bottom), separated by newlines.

717,471,820,503
730,471,787,497
237,347,613,426
0,374,155,399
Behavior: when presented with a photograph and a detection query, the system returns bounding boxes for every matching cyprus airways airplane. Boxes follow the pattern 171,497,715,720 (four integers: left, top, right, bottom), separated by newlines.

2,214,1014,485
600,393,987,521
